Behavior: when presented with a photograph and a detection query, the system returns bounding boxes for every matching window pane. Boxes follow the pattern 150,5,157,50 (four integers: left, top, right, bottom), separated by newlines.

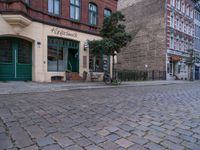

70,0,75,4
48,46,57,71
75,7,80,20
54,0,60,15
58,48,68,72
0,39,12,63
70,6,75,19
75,0,80,6
104,9,111,17
18,40,31,64
48,0,53,13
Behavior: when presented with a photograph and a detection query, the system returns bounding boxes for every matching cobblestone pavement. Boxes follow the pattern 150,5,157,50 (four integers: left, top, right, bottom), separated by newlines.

0,83,200,150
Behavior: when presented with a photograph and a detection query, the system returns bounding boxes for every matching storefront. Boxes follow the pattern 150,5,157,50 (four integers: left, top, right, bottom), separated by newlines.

166,49,189,80
0,14,109,82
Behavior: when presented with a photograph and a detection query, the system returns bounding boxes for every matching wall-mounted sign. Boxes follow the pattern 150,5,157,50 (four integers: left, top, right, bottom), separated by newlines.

51,28,78,38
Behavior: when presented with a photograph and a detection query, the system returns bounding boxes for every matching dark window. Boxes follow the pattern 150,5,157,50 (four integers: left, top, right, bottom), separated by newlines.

23,0,30,5
104,8,112,17
0,39,12,63
70,0,80,20
89,3,97,25
18,40,31,64
48,0,60,15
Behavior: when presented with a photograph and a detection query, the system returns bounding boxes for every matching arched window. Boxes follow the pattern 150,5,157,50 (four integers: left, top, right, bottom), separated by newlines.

104,8,112,17
89,3,97,25
70,0,80,20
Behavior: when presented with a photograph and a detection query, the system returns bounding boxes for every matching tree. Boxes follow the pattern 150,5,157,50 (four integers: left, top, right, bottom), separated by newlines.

88,11,132,78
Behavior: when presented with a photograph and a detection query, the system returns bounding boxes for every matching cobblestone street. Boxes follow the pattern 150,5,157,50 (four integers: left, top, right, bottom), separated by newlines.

1,83,200,150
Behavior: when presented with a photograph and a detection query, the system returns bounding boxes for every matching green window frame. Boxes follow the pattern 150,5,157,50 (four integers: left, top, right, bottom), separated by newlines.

104,8,112,18
70,0,80,21
89,3,97,25
48,0,60,15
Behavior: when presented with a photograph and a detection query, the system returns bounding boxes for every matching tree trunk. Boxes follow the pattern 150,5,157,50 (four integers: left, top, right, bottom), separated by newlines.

112,54,115,79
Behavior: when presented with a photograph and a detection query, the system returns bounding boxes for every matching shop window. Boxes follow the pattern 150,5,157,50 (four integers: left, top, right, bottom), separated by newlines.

48,0,60,15
104,8,112,18
89,3,97,25
70,0,80,21
48,38,68,72
89,54,110,72
0,39,12,63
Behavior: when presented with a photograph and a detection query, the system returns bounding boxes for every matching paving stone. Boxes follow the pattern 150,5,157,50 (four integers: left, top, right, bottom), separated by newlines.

99,141,119,150
118,124,134,132
85,145,104,150
0,126,5,133
75,137,93,147
174,128,193,136
179,134,197,143
150,125,166,132
105,133,120,141
0,133,13,149
164,135,183,144
128,135,149,145
56,137,74,148
9,126,33,148
160,140,184,150
144,142,165,150
181,141,200,150
144,134,162,143
64,144,83,150
21,145,39,150
105,126,119,132
36,137,55,147
128,144,149,150
115,129,131,138
97,129,110,136
115,138,133,148
25,125,46,138
42,144,62,150
89,135,106,144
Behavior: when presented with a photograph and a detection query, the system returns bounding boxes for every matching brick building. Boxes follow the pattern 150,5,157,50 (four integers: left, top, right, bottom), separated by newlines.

0,0,117,82
117,0,195,80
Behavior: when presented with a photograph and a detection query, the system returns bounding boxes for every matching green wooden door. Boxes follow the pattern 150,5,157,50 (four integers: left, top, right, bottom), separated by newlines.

0,38,32,81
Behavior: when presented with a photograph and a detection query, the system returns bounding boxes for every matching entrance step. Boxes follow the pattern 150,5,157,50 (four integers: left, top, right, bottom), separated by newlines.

71,73,83,81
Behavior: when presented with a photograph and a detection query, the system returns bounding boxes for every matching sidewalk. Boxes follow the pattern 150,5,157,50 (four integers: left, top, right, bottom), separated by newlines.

0,80,192,95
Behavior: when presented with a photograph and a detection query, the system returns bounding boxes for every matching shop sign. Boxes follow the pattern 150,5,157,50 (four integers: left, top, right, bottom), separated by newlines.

51,28,78,38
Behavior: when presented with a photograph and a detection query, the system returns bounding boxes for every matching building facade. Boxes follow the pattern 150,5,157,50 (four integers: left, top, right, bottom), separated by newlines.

117,0,195,80
194,4,200,79
0,0,117,82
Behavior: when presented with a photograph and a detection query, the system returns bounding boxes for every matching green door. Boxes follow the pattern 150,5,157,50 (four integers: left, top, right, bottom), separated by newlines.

68,48,79,72
0,37,32,81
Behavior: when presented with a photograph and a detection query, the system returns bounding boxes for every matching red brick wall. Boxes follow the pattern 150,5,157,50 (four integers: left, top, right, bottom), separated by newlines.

0,0,117,34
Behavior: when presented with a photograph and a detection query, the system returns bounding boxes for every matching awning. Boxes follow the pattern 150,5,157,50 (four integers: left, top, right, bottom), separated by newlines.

195,63,200,67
